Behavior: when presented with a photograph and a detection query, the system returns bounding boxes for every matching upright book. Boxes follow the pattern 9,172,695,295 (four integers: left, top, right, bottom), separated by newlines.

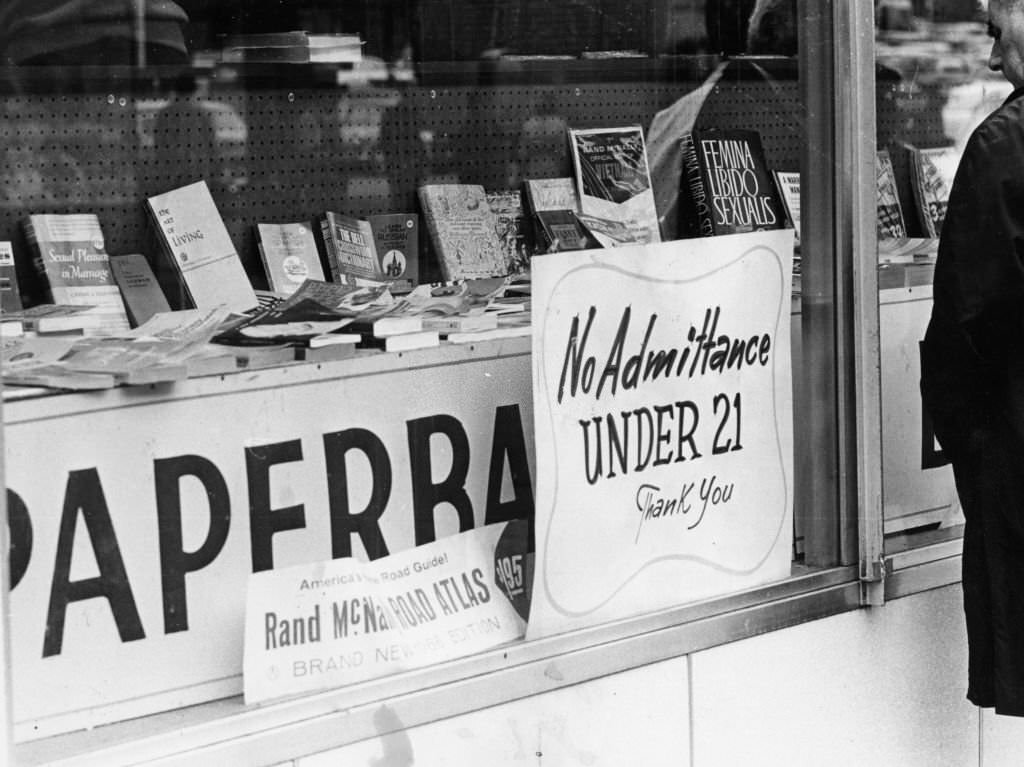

485,189,530,272
109,253,172,327
906,144,959,238
366,213,419,293
21,213,131,335
0,240,23,313
876,150,907,240
568,126,661,244
417,184,508,280
523,177,580,215
535,209,597,251
772,170,801,246
319,212,385,284
678,128,785,239
522,177,580,253
255,221,326,295
145,180,258,314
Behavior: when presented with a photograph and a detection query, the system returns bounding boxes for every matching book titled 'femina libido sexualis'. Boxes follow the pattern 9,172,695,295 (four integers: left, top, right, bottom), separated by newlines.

678,128,785,239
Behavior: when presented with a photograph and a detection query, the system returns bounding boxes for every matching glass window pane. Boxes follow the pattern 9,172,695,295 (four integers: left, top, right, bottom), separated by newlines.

875,1,1002,552
0,0,842,737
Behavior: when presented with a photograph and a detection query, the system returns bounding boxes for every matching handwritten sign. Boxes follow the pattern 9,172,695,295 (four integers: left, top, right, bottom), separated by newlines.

243,522,526,704
528,231,794,639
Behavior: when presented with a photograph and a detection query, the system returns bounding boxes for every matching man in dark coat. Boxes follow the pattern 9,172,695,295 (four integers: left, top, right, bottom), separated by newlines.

920,0,1024,716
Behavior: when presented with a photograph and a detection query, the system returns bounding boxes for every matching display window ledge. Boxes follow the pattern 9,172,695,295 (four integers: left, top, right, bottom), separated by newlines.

17,564,859,766
884,537,963,602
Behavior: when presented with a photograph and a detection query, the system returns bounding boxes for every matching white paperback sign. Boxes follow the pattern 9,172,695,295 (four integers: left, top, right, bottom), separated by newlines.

244,522,526,703
5,350,533,737
528,231,794,639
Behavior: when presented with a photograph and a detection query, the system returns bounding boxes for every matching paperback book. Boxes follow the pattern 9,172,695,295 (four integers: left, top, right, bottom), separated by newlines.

876,150,907,240
145,180,258,314
256,221,326,295
523,177,580,215
568,126,660,244
418,184,508,280
576,213,639,248
21,213,131,335
366,213,419,293
906,144,959,238
535,210,596,252
486,190,531,272
678,128,786,239
319,212,384,284
772,170,801,247
2,335,116,390
0,241,22,313
109,253,172,327
523,177,581,254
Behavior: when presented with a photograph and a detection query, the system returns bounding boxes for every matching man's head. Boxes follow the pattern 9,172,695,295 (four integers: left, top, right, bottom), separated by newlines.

988,0,1024,88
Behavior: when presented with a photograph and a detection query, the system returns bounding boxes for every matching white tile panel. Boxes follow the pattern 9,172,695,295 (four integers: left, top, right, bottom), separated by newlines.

690,585,976,766
297,656,690,767
982,708,1024,766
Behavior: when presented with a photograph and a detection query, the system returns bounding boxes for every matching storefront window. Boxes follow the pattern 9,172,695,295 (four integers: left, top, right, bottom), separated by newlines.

874,0,1002,554
2,1,851,758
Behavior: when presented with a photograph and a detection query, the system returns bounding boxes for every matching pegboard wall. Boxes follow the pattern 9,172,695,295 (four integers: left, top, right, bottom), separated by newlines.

0,74,804,289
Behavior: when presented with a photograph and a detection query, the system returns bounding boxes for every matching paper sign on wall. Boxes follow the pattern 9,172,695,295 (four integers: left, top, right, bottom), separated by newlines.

243,522,527,704
528,231,794,639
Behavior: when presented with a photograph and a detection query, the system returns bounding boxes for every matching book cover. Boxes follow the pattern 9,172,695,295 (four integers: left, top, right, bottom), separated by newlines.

876,150,907,240
109,253,172,328
0,240,23,313
21,213,131,335
417,184,508,280
523,177,580,214
568,126,661,244
486,190,531,273
907,145,959,238
678,129,786,239
523,178,580,256
256,222,326,295
772,170,801,246
366,213,419,293
146,180,258,314
575,213,640,248
535,210,598,252
319,212,384,284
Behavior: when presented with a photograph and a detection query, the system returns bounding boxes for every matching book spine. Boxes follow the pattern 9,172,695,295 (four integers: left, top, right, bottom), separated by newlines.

21,218,57,304
145,202,195,310
679,133,712,238
911,154,938,238
417,187,450,282
319,215,341,283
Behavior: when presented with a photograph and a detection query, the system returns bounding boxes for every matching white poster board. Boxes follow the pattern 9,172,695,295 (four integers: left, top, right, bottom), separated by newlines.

529,232,794,639
4,348,533,738
243,522,526,704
